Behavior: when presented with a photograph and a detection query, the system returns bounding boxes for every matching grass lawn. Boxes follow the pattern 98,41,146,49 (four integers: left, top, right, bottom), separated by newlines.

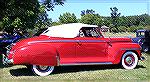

0,53,149,82
0,32,149,82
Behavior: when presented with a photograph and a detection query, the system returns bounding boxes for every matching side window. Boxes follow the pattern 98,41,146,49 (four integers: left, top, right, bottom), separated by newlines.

89,29,99,37
78,27,100,37
78,29,85,37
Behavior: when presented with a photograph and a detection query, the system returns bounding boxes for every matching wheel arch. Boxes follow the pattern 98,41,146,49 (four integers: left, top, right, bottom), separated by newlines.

119,50,140,64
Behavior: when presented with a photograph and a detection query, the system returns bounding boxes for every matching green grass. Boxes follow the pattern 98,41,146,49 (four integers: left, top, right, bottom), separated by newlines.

0,53,149,82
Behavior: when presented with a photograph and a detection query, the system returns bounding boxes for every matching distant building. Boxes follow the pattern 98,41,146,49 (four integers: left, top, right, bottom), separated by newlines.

101,25,109,32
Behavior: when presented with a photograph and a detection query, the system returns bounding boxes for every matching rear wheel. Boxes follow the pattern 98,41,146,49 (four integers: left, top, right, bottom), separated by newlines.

121,51,138,69
32,65,54,76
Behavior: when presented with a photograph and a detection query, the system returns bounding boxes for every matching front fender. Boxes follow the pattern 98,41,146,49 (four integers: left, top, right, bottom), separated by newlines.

12,44,58,66
107,43,141,64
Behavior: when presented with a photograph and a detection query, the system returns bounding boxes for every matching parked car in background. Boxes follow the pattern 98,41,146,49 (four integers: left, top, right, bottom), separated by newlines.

132,29,150,52
0,32,26,54
3,23,144,76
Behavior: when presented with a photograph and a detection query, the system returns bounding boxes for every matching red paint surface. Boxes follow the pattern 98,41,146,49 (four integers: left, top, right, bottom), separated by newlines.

7,35,142,66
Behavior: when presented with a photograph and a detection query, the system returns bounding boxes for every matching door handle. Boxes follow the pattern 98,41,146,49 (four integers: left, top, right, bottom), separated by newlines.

76,40,82,45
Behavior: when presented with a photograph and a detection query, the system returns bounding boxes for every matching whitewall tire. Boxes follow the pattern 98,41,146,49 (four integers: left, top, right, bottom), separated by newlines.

32,65,54,76
121,51,138,69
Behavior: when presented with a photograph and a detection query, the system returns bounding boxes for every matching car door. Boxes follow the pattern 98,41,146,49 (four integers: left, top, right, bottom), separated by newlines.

75,37,107,63
75,28,108,63
57,38,76,64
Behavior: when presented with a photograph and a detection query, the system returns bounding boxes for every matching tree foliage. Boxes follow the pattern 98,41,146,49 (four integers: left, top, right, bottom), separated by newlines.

81,9,95,16
0,0,65,34
80,9,103,26
59,12,78,24
80,14,102,26
110,7,121,32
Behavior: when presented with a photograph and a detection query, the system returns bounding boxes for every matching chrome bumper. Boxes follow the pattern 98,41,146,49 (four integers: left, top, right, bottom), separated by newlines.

140,56,145,61
2,54,13,65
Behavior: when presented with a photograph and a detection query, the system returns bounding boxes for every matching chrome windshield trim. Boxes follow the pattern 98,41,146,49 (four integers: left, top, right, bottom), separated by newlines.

60,62,112,66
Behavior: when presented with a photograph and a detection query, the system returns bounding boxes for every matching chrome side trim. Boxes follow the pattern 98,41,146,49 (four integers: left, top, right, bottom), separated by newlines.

28,40,106,44
60,62,112,66
121,48,140,50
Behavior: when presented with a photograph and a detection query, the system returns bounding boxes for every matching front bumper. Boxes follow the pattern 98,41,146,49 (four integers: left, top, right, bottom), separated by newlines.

2,54,13,65
140,56,145,61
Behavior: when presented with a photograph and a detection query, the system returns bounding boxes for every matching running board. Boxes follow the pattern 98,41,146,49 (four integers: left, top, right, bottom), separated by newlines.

60,62,113,66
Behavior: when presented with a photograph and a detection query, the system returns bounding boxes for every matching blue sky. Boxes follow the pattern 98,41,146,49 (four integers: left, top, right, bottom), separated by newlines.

47,0,150,21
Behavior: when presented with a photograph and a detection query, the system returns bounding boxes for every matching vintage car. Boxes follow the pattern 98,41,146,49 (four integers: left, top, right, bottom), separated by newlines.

3,23,144,76
0,32,25,54
132,29,150,52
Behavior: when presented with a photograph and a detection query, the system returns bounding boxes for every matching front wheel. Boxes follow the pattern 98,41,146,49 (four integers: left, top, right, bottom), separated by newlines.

121,51,138,69
32,65,54,76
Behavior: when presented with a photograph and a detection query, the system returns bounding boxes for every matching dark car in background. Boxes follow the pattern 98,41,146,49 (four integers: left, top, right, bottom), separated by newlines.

0,32,26,54
132,29,150,52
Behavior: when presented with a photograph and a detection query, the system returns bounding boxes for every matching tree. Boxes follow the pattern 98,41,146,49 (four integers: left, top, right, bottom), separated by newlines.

59,12,78,24
40,0,65,11
0,0,65,34
101,16,111,27
80,9,102,26
81,9,95,16
110,7,121,32
80,14,102,26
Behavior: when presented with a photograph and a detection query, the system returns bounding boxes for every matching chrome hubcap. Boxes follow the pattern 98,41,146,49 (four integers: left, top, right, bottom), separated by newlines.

125,55,135,66
38,65,48,70
125,57,133,65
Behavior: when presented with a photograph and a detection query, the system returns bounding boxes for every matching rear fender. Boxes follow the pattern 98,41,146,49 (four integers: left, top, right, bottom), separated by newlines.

13,44,58,66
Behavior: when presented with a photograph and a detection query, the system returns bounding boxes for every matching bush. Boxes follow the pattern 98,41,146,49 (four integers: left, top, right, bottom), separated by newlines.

118,26,127,32
128,26,144,32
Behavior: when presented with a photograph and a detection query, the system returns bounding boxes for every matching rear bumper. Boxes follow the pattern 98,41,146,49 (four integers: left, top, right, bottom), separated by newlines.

2,54,13,65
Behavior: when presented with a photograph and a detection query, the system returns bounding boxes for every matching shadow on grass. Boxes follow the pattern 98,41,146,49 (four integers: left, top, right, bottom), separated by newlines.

135,65,146,69
10,68,34,76
53,65,121,74
0,55,4,68
9,64,146,76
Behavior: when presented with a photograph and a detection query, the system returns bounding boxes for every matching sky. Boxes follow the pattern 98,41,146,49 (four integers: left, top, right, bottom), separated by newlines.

47,0,150,21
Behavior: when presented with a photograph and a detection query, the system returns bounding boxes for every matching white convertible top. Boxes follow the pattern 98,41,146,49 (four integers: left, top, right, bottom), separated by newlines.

41,23,98,38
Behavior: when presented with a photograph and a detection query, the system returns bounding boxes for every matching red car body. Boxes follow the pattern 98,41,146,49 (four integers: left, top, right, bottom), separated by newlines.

3,23,144,76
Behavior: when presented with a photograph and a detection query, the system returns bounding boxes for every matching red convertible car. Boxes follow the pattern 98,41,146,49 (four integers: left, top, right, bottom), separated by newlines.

3,23,144,76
